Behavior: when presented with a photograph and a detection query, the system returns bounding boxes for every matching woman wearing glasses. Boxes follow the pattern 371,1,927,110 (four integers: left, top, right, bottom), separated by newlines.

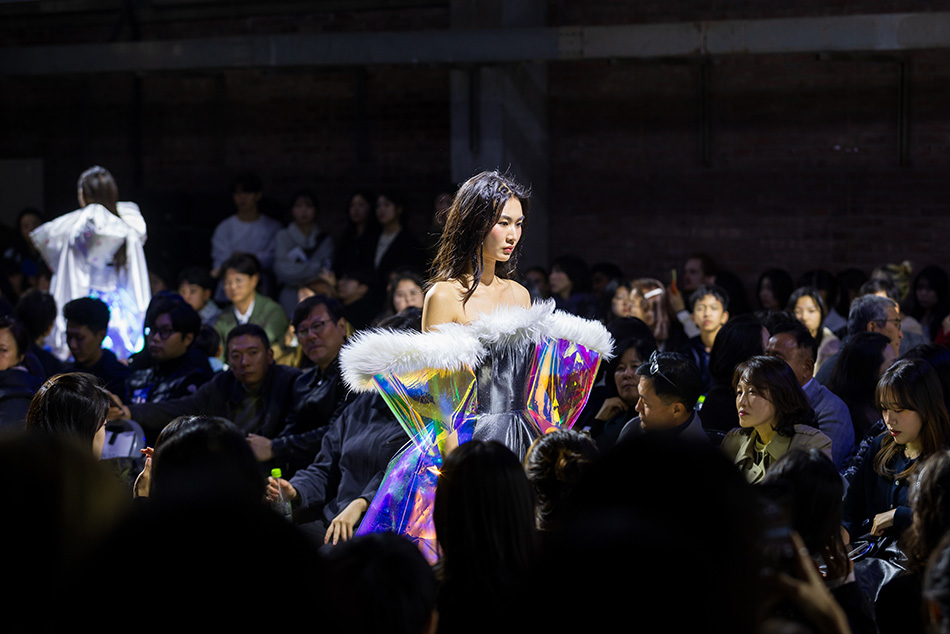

721,355,832,484
340,170,612,561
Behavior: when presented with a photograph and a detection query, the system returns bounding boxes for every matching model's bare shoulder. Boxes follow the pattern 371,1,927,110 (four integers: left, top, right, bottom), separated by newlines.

505,279,532,308
423,281,465,331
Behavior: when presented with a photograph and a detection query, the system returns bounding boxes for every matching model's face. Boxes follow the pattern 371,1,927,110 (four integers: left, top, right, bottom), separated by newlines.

682,258,704,292
178,282,211,312
613,347,643,406
296,305,346,370
692,294,727,334
482,198,523,264
736,378,777,432
19,213,41,241
880,392,923,447
611,286,633,318
636,375,679,431
292,196,316,227
0,328,23,371
376,196,401,227
393,279,424,313
93,420,107,460
793,296,822,337
548,266,571,296
223,270,258,305
758,277,778,310
349,194,370,224
65,322,104,366
766,333,811,387
228,335,273,390
147,313,192,362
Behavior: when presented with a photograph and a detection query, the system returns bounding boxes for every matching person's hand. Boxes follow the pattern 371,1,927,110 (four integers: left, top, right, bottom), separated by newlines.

595,397,628,421
133,447,154,498
871,509,897,536
247,434,274,462
667,286,685,313
768,532,851,634
107,392,131,421
325,498,369,546
265,477,297,504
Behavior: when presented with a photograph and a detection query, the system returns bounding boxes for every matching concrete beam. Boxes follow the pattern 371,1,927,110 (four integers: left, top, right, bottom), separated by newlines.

3,12,950,75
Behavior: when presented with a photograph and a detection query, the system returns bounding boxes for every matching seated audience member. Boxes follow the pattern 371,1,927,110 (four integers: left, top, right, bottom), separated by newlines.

523,266,549,301
248,295,352,475
548,255,598,319
843,359,950,541
683,283,730,390
601,277,633,324
756,268,794,312
123,298,213,405
195,324,224,372
903,343,950,415
0,316,43,428
25,372,110,459
265,309,418,543
876,450,950,634
210,172,282,278
788,286,839,374
924,533,950,634
213,253,288,353
177,266,221,327
375,269,425,324
586,334,656,450
434,440,537,634
907,264,950,341
721,356,831,484
617,351,708,445
816,293,903,385
761,450,876,634
117,324,300,444
699,314,768,434
631,277,694,352
63,297,129,394
323,533,438,634
0,433,127,633
274,189,335,318
766,319,855,469
336,268,381,331
372,191,425,292
798,268,845,333
834,268,869,335
14,289,65,379
861,276,928,353
828,332,894,447
679,252,718,298
523,430,598,536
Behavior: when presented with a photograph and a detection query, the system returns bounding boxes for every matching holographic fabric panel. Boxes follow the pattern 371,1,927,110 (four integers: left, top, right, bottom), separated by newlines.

526,339,601,434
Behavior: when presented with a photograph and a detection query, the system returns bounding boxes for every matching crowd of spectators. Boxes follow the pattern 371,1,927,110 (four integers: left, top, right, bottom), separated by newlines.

4,174,950,633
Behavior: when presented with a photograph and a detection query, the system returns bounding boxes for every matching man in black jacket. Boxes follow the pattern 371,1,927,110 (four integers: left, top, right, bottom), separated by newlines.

116,323,300,445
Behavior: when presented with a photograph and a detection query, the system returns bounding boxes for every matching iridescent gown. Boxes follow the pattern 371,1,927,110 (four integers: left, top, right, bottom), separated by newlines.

340,301,613,561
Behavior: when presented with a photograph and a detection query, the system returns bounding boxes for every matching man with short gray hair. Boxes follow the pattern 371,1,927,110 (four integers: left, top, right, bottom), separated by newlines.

817,294,903,385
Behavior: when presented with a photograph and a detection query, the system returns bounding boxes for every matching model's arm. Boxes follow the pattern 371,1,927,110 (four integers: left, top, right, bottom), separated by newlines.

422,282,462,332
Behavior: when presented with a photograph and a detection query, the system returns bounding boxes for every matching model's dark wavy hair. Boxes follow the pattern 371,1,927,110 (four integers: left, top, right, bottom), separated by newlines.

874,359,950,481
78,166,119,216
428,170,530,305
25,372,110,446
903,450,950,572
732,355,817,437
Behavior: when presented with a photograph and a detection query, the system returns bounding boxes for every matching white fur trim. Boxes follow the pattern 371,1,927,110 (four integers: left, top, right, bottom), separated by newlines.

541,308,615,358
460,300,556,349
340,323,483,392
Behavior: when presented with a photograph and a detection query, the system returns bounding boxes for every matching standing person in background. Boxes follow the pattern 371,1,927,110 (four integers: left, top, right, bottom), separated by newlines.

31,166,150,361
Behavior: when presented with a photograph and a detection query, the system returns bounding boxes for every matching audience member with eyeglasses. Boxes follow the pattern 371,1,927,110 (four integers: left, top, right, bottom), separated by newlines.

616,350,709,445
119,296,213,406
